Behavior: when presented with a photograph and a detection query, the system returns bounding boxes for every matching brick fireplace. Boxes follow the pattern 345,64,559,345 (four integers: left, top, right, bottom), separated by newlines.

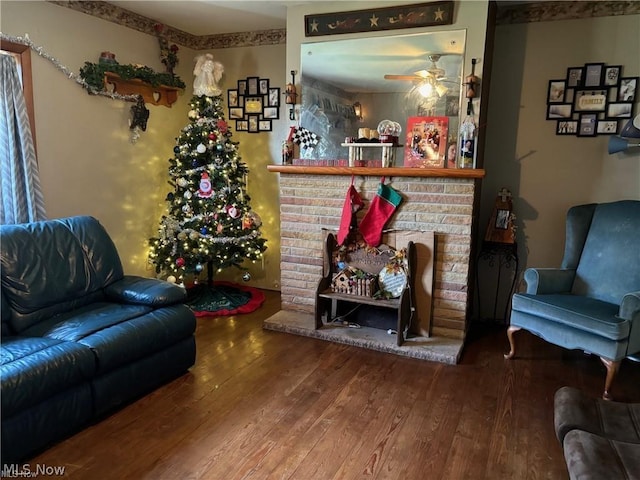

264,166,484,362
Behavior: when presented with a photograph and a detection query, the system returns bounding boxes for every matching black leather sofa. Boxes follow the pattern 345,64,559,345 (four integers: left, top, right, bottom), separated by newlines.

0,216,196,463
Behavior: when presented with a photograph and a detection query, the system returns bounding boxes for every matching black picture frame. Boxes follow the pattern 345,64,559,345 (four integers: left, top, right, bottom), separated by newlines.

263,107,279,119
566,67,583,88
237,80,247,96
547,104,572,120
583,63,604,87
547,80,566,103
597,120,619,135
603,65,622,86
258,119,272,132
259,79,269,95
244,97,263,114
556,120,578,135
577,113,598,137
573,89,608,113
248,115,259,133
268,87,280,107
235,120,248,132
618,77,638,102
228,89,238,107
607,102,633,119
229,107,243,119
247,77,259,96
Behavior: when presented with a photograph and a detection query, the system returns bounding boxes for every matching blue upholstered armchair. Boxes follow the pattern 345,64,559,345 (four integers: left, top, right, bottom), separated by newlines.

505,200,640,400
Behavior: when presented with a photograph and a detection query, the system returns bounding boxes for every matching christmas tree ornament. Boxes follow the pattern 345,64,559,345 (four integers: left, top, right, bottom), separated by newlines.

166,275,177,283
197,172,213,198
208,133,217,141
189,231,200,240
227,205,240,218
177,177,188,187
176,257,185,267
242,272,251,282
200,227,208,234
195,263,203,272
242,215,253,229
216,144,223,152
188,110,198,119
173,146,180,154
193,53,224,97
177,231,187,240
358,180,403,247
184,190,192,199
196,143,207,153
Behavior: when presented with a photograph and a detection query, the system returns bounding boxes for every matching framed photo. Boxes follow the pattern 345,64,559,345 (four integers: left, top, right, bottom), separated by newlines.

244,97,263,114
263,106,279,119
556,120,578,135
573,89,607,112
247,77,259,96
597,120,618,134
237,80,247,96
227,89,238,107
618,77,637,101
607,102,633,118
404,116,449,168
268,87,280,107
566,67,583,88
584,63,604,87
259,79,269,95
547,80,566,103
578,113,597,137
258,119,271,132
248,115,259,133
603,66,621,86
546,104,572,119
235,120,248,132
229,107,243,119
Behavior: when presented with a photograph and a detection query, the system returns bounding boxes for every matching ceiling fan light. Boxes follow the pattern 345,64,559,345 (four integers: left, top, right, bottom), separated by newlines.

418,81,433,97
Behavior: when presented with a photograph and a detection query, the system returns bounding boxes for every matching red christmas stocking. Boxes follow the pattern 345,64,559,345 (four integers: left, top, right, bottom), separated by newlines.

358,181,403,247
337,183,364,245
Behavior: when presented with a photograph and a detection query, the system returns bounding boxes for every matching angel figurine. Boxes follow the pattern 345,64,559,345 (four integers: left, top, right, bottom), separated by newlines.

193,53,224,97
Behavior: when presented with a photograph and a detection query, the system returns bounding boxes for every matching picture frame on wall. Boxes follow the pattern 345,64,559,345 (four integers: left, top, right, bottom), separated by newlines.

258,120,272,132
566,67,583,87
618,77,637,101
607,102,633,118
546,104,572,119
583,63,604,87
244,97,263,114
573,89,607,112
556,120,578,135
259,79,269,95
237,80,247,96
263,107,279,119
247,77,259,96
248,115,259,133
268,87,280,107
597,120,618,134
603,65,622,86
547,80,566,103
229,107,243,119
228,89,238,107
578,113,597,137
236,120,248,132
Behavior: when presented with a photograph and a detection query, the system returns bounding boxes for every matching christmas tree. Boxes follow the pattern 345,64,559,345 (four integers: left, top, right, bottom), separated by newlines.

149,55,267,290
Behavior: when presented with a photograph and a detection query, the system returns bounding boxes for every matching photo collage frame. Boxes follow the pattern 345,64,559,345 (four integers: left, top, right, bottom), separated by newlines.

227,77,280,133
546,62,637,137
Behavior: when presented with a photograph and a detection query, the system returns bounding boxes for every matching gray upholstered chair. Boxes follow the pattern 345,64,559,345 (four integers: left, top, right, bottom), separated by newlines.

505,200,640,400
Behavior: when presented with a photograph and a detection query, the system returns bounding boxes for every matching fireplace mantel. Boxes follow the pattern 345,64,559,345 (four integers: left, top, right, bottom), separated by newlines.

267,165,485,178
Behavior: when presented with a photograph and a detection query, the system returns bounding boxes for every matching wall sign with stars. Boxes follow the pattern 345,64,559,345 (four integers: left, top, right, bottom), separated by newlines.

304,1,453,37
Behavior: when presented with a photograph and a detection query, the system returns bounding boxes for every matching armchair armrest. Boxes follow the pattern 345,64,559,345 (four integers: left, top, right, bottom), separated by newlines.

620,291,640,357
104,275,187,307
524,268,576,294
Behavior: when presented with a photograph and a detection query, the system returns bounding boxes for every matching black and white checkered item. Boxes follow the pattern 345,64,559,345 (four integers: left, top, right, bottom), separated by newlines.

291,126,319,150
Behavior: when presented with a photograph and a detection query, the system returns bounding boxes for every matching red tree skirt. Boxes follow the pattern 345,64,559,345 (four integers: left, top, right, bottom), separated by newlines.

187,281,265,317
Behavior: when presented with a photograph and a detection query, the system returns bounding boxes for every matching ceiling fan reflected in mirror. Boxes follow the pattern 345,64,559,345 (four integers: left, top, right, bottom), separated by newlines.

384,54,458,98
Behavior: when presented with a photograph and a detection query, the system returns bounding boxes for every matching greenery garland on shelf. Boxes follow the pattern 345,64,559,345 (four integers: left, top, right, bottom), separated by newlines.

79,62,186,92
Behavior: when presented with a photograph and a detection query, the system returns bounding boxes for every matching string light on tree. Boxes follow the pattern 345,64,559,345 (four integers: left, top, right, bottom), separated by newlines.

149,55,267,289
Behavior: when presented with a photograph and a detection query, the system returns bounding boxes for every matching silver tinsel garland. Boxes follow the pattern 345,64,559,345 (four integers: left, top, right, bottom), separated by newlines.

1,32,138,102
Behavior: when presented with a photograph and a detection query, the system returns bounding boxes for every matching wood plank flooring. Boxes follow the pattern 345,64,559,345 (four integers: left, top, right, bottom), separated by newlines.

30,290,640,479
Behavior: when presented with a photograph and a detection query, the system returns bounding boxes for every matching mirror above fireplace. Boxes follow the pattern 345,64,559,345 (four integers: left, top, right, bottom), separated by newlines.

299,30,467,164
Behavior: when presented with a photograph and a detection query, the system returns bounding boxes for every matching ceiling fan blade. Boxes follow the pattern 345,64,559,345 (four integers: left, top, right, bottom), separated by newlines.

384,74,420,81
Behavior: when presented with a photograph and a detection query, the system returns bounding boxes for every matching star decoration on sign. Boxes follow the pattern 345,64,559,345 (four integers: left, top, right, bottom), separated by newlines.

369,14,379,27
434,8,445,21
309,19,319,32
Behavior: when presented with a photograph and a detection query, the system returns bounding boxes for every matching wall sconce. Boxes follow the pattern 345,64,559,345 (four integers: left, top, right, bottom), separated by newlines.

353,101,362,120
608,114,640,154
285,70,298,121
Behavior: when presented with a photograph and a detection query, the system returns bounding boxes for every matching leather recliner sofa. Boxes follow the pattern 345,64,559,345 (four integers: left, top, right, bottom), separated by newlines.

0,216,196,463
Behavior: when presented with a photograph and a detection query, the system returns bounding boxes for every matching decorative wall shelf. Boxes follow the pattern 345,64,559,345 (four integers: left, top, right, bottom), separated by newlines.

103,72,181,107
267,165,485,178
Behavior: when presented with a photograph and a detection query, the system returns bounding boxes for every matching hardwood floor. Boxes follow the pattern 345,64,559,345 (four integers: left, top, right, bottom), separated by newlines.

31,290,640,479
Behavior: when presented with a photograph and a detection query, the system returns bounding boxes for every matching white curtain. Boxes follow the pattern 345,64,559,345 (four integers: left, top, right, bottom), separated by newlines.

0,54,46,224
